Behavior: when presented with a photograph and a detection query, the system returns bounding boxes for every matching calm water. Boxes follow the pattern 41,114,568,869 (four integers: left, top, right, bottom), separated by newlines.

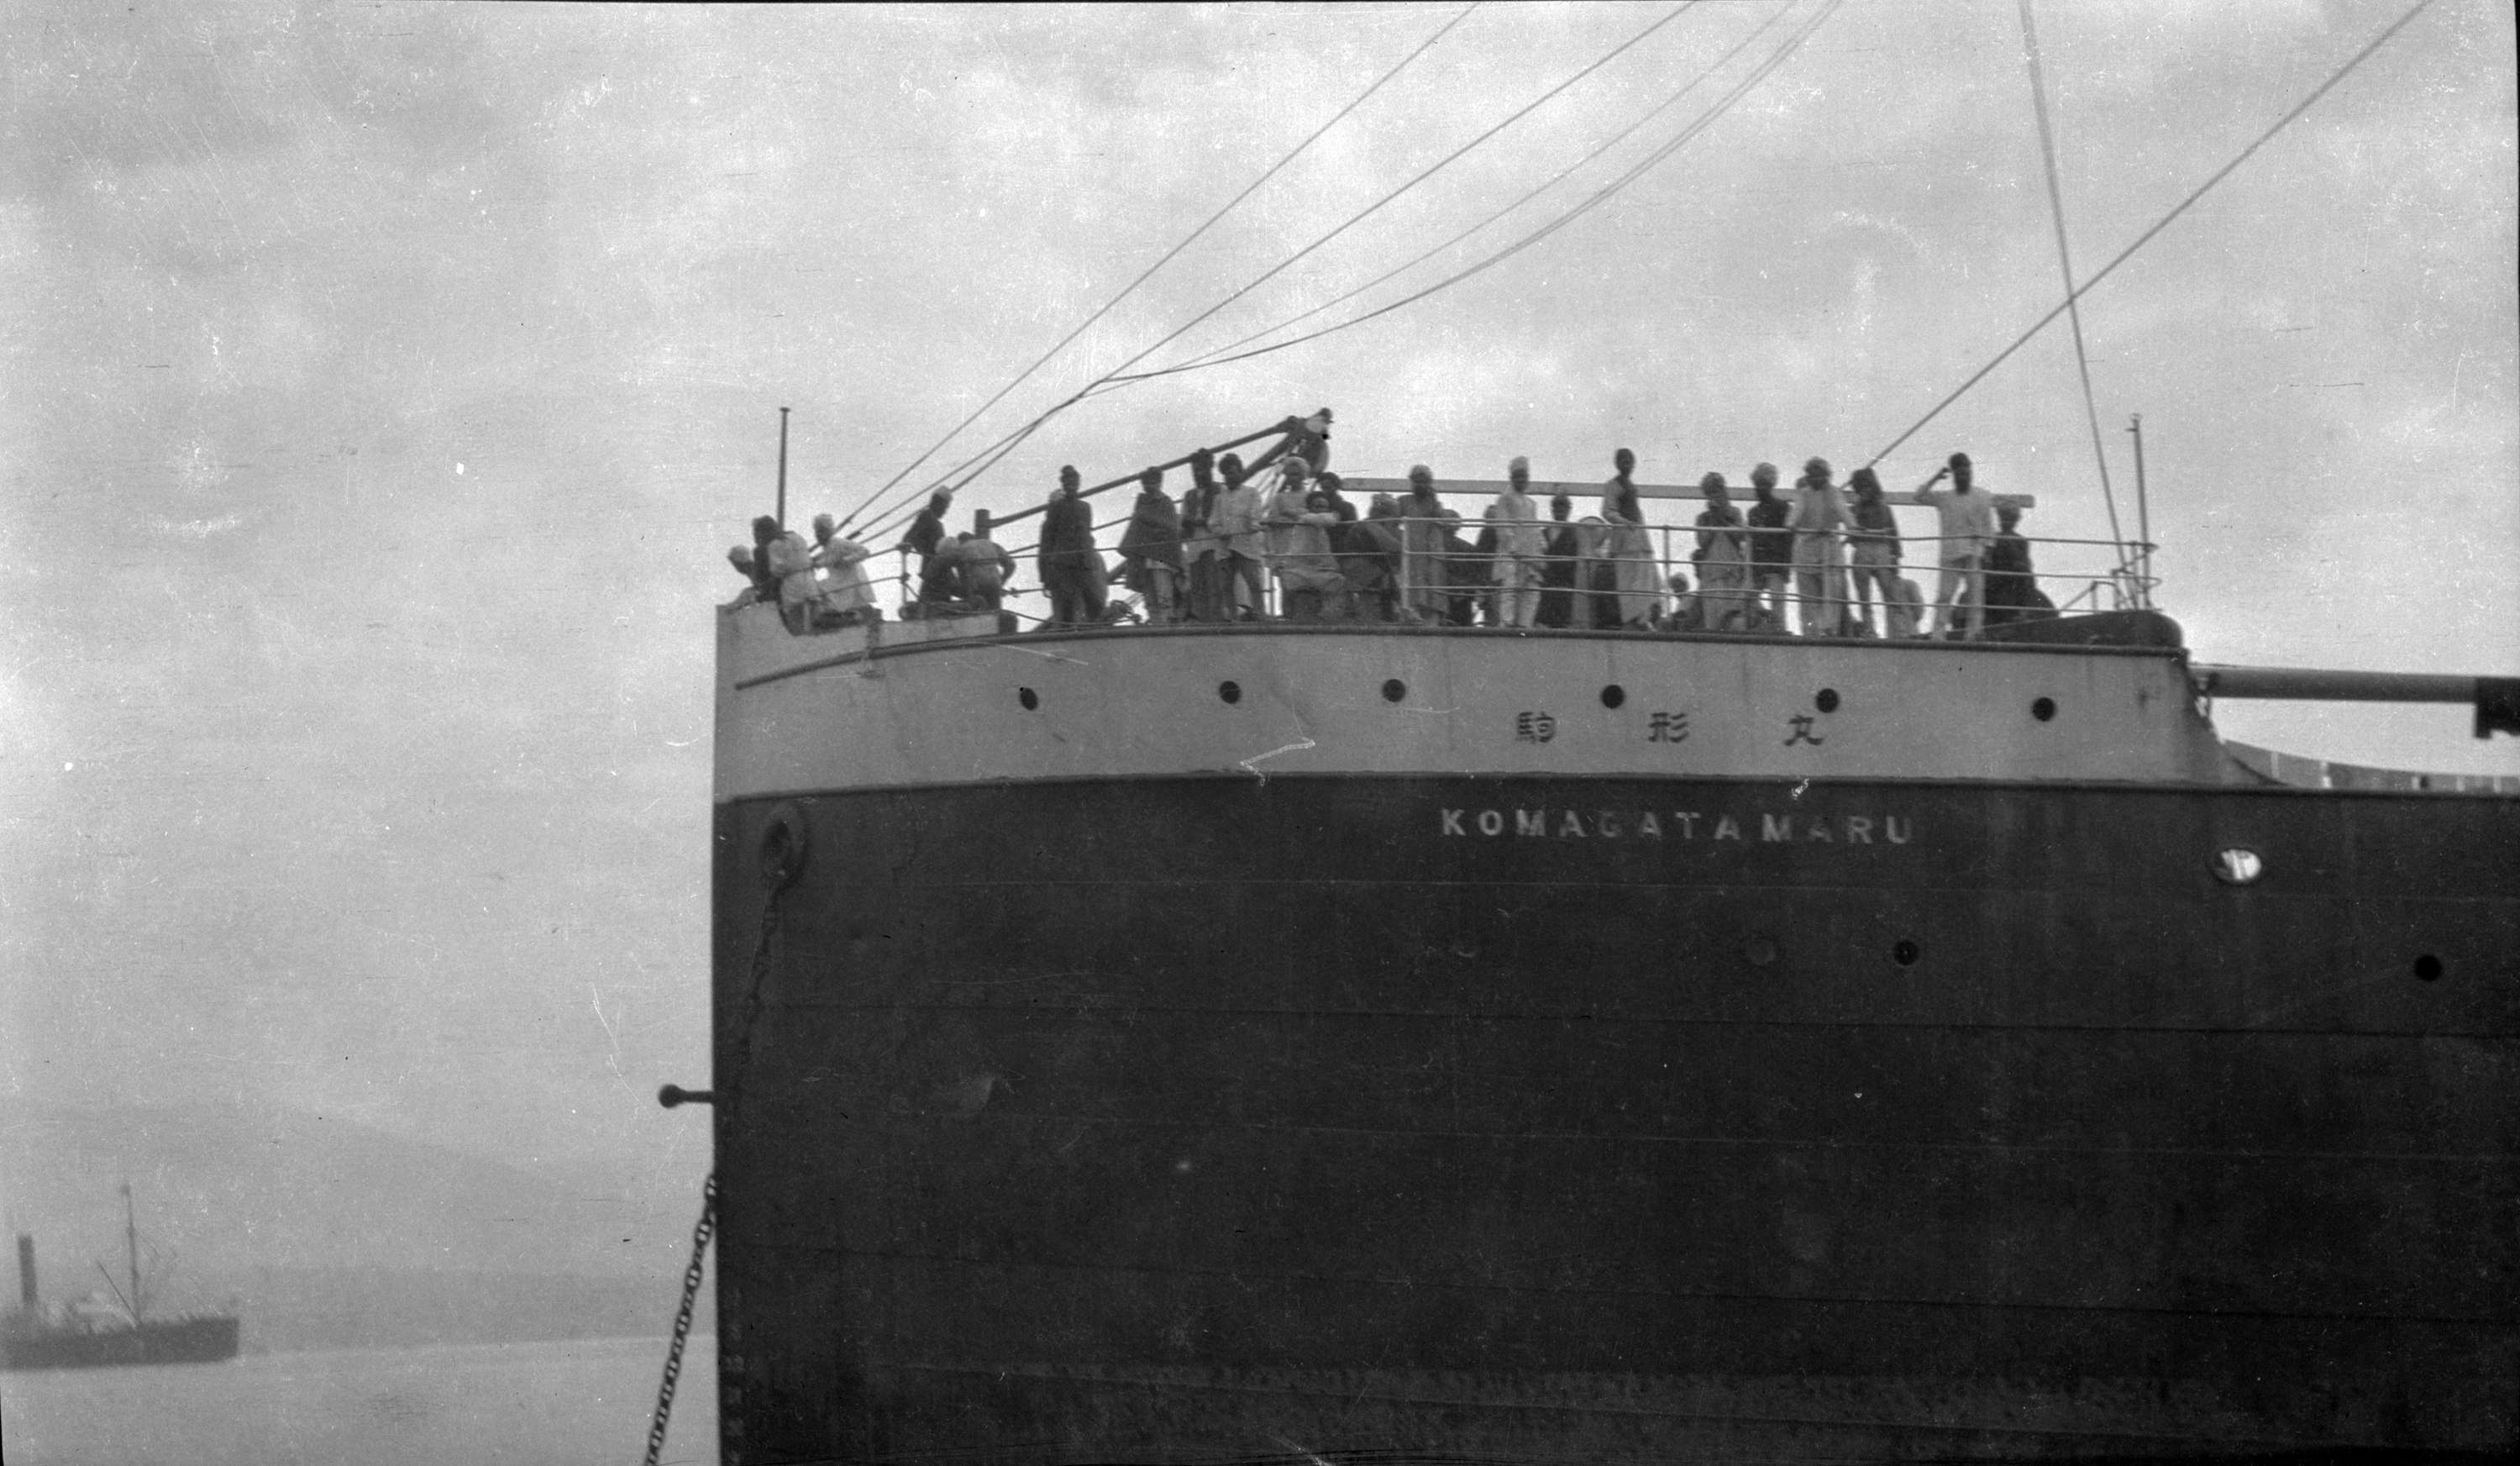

0,1335,717,1466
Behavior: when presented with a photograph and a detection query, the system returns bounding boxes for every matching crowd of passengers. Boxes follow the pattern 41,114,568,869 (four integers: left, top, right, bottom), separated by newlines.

731,419,2056,639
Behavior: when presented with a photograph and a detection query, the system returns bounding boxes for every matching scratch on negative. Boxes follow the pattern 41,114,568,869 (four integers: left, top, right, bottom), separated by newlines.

588,985,632,1093
1237,735,1318,782
1788,778,1810,800
993,643,1090,665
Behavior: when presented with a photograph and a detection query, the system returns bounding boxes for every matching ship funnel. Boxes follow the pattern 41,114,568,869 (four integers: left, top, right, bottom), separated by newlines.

16,1233,34,1309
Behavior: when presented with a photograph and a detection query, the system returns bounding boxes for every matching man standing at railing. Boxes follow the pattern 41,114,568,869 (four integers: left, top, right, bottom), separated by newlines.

1212,453,1269,621
1265,459,1344,621
1041,465,1109,628
1789,457,1851,636
1398,465,1455,626
1692,473,1749,632
1844,467,1902,638
899,490,957,606
1745,463,1792,633
1117,466,1184,624
1533,492,1578,628
1601,449,1661,629
1491,456,1545,629
1910,451,1996,640
1180,448,1223,622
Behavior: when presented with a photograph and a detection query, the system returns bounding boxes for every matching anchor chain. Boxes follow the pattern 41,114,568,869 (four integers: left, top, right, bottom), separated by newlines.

643,844,794,1466
641,1173,717,1466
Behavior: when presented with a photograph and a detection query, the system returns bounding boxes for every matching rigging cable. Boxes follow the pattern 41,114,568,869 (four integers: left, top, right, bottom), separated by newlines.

1064,3,1695,396
1167,0,1800,375
834,2,1482,534
1866,0,2437,468
861,2,1700,539
1105,0,1846,385
951,0,1837,572
2018,0,2134,604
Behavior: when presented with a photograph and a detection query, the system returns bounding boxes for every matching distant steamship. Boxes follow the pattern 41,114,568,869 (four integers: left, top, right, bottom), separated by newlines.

3,1185,240,1371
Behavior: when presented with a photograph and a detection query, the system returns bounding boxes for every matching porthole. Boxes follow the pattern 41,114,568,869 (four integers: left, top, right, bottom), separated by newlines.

2032,696,2057,722
1382,679,1407,703
2414,954,2444,982
1218,680,1242,705
1814,688,1840,714
2211,848,2263,885
1017,686,1039,711
1743,934,1778,967
1892,939,1920,967
1600,685,1626,709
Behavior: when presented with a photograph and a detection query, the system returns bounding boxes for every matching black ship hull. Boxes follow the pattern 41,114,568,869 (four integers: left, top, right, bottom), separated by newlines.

1,1314,241,1370
709,773,2517,1462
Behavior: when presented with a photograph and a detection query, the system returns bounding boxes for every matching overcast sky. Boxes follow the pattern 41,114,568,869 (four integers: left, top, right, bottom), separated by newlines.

3,2,2513,1217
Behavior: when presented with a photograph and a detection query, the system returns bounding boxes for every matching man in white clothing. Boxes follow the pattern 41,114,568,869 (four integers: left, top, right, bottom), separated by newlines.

1788,456,1850,636
810,512,877,623
1490,456,1545,628
1908,451,1997,639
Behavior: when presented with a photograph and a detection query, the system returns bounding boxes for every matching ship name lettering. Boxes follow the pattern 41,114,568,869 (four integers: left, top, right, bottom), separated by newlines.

1434,807,1917,844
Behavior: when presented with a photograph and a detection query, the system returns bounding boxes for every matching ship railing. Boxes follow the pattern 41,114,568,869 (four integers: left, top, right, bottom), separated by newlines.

818,514,2156,637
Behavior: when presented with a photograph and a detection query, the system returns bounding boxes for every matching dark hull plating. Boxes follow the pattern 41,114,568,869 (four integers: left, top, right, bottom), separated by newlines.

711,775,2518,1462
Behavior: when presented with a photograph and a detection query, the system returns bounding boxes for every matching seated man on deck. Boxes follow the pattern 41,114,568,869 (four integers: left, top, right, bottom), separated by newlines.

1656,570,1699,633
809,513,880,628
726,544,769,607
1979,502,2058,626
940,530,1016,613
757,514,820,634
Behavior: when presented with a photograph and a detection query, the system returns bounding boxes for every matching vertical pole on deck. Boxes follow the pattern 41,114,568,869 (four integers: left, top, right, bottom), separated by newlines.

774,407,791,531
123,1182,142,1322
2127,414,2150,608
973,508,991,537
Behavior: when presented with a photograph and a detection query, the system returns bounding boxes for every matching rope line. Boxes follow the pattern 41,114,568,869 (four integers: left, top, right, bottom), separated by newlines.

1867,0,2437,467
2018,0,2129,591
1069,3,1693,397
1169,0,1794,376
862,3,1697,532
1106,0,1845,384
837,3,1480,534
